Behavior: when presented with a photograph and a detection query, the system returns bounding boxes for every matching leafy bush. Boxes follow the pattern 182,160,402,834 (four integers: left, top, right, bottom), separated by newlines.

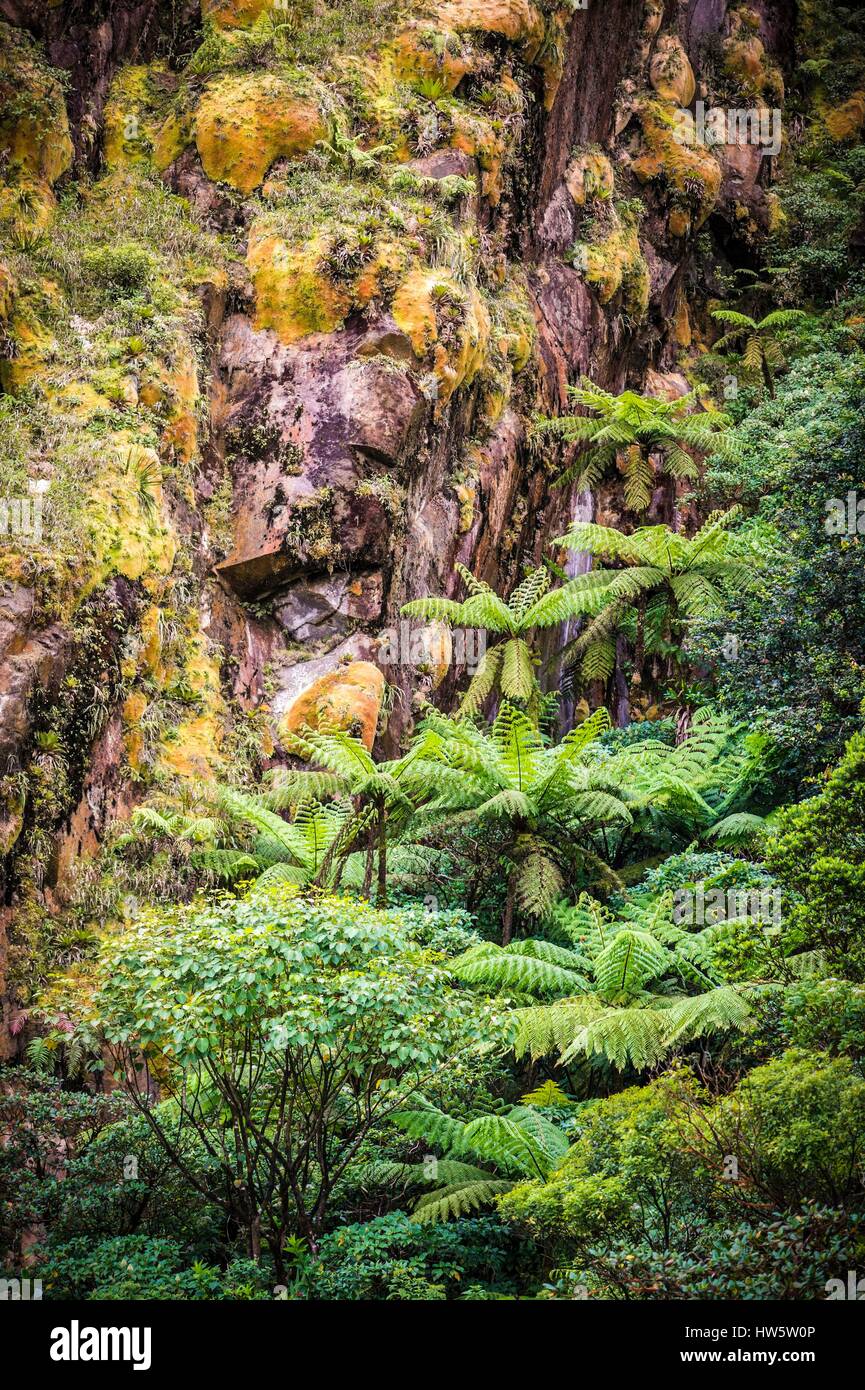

576,1206,863,1300
698,351,865,786
768,731,865,978
310,1214,530,1301
93,886,496,1274
34,1235,270,1301
80,241,156,296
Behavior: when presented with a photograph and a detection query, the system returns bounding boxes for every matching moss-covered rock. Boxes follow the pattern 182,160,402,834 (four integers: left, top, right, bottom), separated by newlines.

565,150,615,206
201,0,273,27
102,65,167,171
388,23,475,95
578,216,650,318
392,267,491,401
194,72,326,194
824,91,865,142
279,659,385,750
632,95,722,235
86,443,176,592
0,23,73,190
649,34,696,107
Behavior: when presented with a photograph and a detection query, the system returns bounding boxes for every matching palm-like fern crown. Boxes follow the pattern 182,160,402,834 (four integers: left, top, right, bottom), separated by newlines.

548,508,753,680
376,1098,570,1223
414,704,636,918
419,704,628,818
710,307,806,385
449,886,759,1074
401,561,619,717
535,376,741,511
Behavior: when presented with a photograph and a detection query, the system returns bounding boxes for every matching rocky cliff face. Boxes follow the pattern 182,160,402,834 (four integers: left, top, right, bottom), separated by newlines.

0,0,792,1046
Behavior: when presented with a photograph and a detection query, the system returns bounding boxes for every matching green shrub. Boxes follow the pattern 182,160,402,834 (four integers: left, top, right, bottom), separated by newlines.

310,1213,530,1301
81,241,156,296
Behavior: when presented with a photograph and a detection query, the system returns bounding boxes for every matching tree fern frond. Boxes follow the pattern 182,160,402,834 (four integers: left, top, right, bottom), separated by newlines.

592,928,669,996
410,1179,515,1223
501,638,537,704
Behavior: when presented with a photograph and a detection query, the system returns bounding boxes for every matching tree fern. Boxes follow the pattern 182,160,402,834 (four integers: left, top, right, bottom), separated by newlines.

592,928,669,996
536,377,738,515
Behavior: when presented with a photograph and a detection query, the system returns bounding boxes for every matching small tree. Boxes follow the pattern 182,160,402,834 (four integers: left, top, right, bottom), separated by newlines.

418,705,631,941
552,508,754,695
94,887,493,1276
270,726,443,906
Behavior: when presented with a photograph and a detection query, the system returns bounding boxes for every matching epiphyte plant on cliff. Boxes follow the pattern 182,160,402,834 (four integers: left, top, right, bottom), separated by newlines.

535,379,742,513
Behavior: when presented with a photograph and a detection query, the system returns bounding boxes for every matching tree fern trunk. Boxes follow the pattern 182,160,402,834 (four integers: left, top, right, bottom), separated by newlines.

676,705,692,744
502,881,515,947
634,596,646,683
614,632,630,727
362,822,375,898
376,797,387,909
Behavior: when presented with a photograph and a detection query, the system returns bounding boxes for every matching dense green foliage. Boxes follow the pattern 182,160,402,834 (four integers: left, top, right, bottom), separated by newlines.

3,0,865,1310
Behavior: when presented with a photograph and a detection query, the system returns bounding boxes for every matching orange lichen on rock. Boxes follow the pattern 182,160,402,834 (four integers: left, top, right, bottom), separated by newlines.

632,96,721,234
565,150,615,206
280,661,386,751
824,92,865,142
450,110,505,204
201,0,272,27
437,0,545,55
722,7,784,103
121,692,149,773
194,73,326,194
159,345,200,466
388,25,474,95
392,267,491,402
247,228,350,342
435,0,566,107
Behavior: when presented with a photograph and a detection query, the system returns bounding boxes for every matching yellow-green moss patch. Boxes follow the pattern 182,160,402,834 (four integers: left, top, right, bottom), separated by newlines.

194,72,326,194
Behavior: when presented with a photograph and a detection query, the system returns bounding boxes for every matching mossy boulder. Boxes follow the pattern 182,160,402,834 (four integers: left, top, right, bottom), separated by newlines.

86,444,176,592
103,66,162,171
0,23,73,191
248,221,407,344
632,96,722,234
824,92,865,142
194,73,326,194
388,24,475,95
649,34,696,107
722,7,784,103
157,631,226,781
449,109,505,204
0,298,56,393
565,150,615,206
438,0,545,53
392,267,491,402
578,218,650,318
279,659,385,750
